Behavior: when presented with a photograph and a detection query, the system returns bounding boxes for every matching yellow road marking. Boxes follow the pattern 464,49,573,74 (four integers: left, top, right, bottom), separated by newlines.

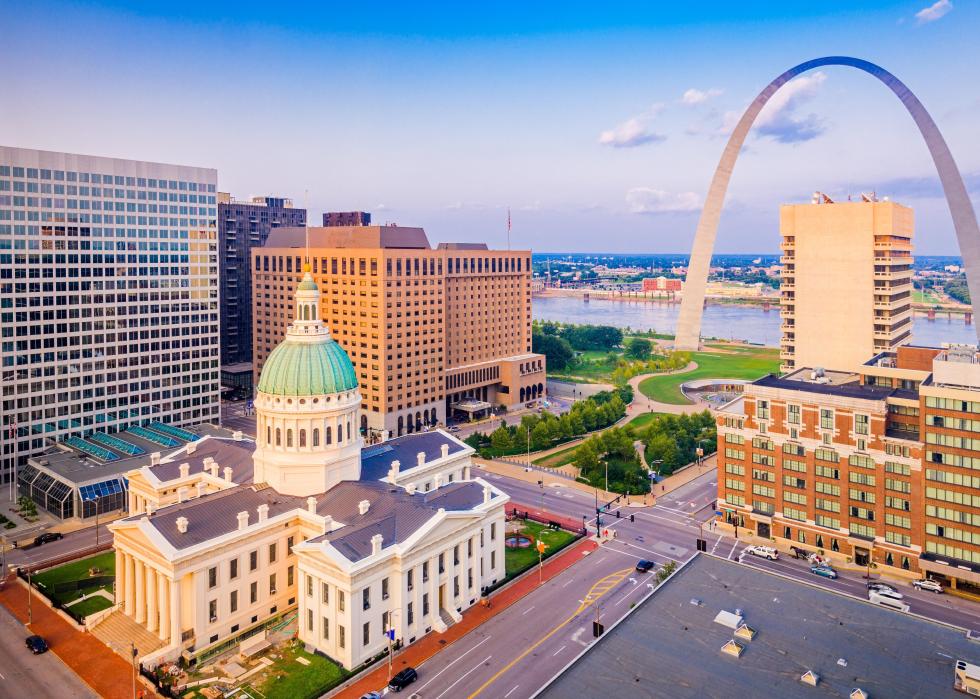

466,567,633,699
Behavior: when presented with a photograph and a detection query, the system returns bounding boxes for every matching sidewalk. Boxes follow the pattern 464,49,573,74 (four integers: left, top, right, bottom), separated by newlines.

0,575,152,699
332,536,598,698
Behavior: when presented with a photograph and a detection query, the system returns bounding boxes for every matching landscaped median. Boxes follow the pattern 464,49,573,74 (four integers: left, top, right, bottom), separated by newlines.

29,551,116,623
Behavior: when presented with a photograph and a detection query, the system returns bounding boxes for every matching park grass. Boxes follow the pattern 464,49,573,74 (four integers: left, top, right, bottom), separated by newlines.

67,595,114,618
532,443,581,468
250,644,346,699
505,520,577,577
33,551,115,604
638,345,780,405
625,411,668,430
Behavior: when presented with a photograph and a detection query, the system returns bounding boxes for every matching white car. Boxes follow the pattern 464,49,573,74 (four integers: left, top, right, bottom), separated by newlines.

745,545,779,561
913,578,944,593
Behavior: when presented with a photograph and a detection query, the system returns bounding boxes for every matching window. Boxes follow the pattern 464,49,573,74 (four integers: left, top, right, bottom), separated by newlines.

422,562,429,582
363,622,370,646
338,590,345,612
250,581,258,604
269,543,277,564
363,587,371,611
288,536,295,554
307,609,313,632
407,570,414,592
231,590,238,613
249,550,258,571
814,447,839,463
787,404,800,425
230,559,239,580
339,625,346,649
423,593,430,616
269,573,277,595
854,414,870,435
407,602,414,626
287,565,294,587
491,551,497,569
849,488,875,504
322,583,329,605
820,409,834,430
815,515,840,530
439,553,445,574
209,599,217,623
491,523,497,540
784,506,806,521
322,617,329,640
382,577,390,600
208,566,217,589
307,575,314,597
757,399,770,420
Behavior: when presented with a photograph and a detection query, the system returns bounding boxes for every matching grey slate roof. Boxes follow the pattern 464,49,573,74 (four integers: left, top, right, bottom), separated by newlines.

148,437,255,484
539,555,980,699
360,430,469,481
139,478,490,561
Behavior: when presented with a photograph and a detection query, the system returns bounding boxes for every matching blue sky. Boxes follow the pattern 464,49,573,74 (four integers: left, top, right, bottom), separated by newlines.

1,1,978,254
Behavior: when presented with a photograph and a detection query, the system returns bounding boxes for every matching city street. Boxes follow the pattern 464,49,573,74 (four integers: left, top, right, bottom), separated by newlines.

3,523,111,569
0,602,97,698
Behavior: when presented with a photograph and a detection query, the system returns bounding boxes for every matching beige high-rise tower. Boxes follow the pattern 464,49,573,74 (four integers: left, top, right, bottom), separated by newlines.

780,193,913,373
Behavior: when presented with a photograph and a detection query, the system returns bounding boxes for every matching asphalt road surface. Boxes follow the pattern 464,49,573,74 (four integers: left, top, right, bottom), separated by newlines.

0,603,96,698
3,523,112,569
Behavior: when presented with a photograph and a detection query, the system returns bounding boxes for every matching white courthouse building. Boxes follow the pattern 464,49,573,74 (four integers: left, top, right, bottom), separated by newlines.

104,271,508,669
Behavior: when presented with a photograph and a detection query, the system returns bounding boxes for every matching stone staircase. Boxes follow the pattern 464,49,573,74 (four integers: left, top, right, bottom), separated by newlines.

439,607,456,630
89,610,165,659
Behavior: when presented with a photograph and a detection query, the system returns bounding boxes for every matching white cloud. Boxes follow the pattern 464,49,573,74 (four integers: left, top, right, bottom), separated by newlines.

626,188,701,214
714,110,741,137
682,87,722,105
754,71,827,143
915,0,953,24
599,104,666,148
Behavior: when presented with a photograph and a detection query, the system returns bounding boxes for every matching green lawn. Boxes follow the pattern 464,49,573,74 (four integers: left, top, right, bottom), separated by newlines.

625,411,668,430
33,551,115,604
532,443,581,468
67,595,114,618
250,644,346,699
638,345,779,404
505,520,577,577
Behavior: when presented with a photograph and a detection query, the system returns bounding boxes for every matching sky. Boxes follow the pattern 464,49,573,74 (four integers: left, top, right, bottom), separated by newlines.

1,1,978,254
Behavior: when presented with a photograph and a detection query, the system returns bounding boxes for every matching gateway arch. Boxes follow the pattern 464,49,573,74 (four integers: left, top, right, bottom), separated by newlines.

675,56,980,350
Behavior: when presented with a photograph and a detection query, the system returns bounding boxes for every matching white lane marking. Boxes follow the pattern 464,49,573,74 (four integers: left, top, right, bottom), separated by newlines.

570,626,588,646
416,635,492,691
434,655,493,699
0,671,5,680
615,579,651,606
727,540,739,560
522,606,535,615
504,686,520,698
654,505,700,517
617,539,685,563
561,578,575,588
553,645,567,656
601,545,678,564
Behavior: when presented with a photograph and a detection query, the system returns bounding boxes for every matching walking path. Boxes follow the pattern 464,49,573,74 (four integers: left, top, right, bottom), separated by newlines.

0,575,154,699
331,536,599,698
626,361,711,415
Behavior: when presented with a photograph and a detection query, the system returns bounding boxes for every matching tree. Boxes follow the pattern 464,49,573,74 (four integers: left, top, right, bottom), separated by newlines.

576,439,601,472
489,426,513,451
532,332,573,370
625,337,652,360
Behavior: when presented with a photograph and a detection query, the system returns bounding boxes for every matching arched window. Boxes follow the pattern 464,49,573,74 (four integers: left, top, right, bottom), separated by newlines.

287,429,293,447
299,429,306,448
267,425,271,445
337,419,344,443
326,425,332,444
312,428,320,447
347,421,351,441
397,416,404,436
275,428,281,446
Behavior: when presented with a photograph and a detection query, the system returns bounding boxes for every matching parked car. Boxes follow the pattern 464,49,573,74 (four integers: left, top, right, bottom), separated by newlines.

635,559,655,573
869,590,910,612
33,532,63,546
810,565,838,580
448,425,461,433
388,667,418,692
867,582,900,596
744,545,779,561
913,578,944,593
868,586,904,601
359,693,382,699
25,635,48,654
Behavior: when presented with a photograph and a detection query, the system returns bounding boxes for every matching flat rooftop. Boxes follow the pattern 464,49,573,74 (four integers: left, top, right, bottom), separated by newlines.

753,373,896,401
539,555,980,699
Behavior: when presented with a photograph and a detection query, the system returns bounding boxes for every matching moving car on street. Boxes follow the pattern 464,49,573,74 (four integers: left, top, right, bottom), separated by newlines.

32,532,63,546
913,578,944,593
810,564,838,580
744,545,779,560
636,559,655,573
867,581,900,596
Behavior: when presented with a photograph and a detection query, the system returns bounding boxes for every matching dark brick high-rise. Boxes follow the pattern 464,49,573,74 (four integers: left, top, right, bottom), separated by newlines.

219,194,306,365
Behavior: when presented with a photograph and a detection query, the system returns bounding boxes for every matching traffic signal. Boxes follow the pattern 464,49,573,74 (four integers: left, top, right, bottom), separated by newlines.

630,514,635,523
697,538,707,552
593,620,604,637
616,510,621,519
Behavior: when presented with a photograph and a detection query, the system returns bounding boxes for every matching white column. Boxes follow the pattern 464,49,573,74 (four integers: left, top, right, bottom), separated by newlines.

124,554,136,616
146,566,158,632
158,574,169,642
128,491,136,514
170,578,181,647
134,559,146,623
114,549,125,608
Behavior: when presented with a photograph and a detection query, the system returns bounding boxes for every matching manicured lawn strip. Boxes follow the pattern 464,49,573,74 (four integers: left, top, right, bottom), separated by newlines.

625,411,668,430
504,521,577,577
251,644,347,699
66,595,114,618
532,443,581,468
638,347,779,405
33,551,115,604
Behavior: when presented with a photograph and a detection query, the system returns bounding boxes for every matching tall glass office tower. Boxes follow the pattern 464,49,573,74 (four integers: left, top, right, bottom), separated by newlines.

0,147,220,484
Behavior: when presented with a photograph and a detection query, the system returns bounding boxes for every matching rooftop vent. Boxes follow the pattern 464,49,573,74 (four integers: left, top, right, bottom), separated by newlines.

837,658,848,668
257,503,269,522
417,451,426,467
186,441,197,455
179,462,190,479
406,483,417,496
237,511,249,530
150,452,161,466
358,500,370,515
322,515,334,533
176,516,188,534
307,496,317,514
801,670,820,687
224,466,233,483
441,443,450,458
720,639,744,657
371,533,383,556
389,460,401,480
714,610,744,629
690,598,703,607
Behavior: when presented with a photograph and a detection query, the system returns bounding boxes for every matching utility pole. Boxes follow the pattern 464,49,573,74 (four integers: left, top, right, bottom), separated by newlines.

131,641,138,699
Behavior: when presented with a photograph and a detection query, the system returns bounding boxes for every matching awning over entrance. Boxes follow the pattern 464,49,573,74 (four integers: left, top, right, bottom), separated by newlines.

920,556,980,586
452,399,492,414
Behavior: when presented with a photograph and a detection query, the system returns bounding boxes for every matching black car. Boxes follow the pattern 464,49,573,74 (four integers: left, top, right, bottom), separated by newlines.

789,546,812,560
388,667,418,692
25,635,48,654
33,532,63,546
636,559,655,573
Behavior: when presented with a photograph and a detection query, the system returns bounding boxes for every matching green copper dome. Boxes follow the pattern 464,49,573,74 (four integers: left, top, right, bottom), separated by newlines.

297,277,319,291
257,339,359,396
